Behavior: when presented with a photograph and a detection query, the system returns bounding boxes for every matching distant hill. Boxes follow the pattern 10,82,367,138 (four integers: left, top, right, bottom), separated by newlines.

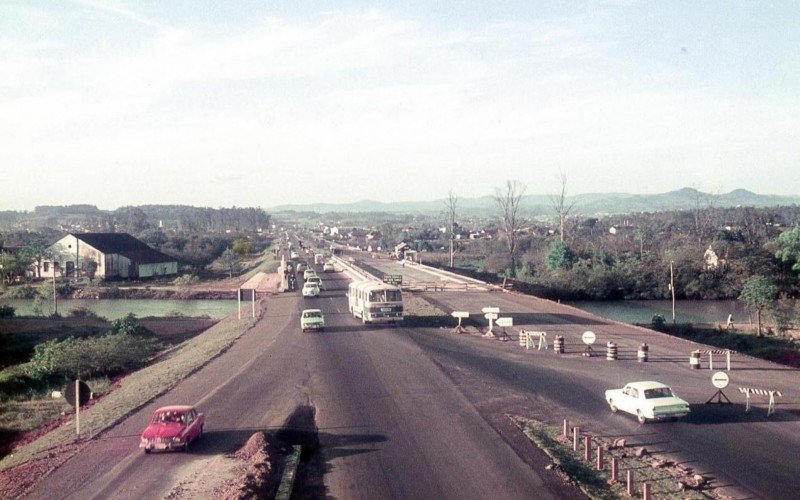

270,188,800,216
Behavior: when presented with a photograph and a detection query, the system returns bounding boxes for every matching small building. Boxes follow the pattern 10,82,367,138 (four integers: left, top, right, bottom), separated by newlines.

39,233,178,280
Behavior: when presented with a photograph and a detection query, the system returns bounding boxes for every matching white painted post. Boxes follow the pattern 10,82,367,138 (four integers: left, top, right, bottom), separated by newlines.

726,350,731,371
75,379,80,437
252,289,256,318
768,391,776,416
709,351,713,371
237,288,241,320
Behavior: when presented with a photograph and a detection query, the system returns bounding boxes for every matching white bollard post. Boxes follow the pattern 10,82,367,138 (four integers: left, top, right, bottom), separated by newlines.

768,391,776,416
727,350,731,371
709,351,713,371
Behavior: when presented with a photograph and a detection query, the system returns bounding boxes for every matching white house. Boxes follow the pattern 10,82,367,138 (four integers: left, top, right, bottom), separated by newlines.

39,233,178,280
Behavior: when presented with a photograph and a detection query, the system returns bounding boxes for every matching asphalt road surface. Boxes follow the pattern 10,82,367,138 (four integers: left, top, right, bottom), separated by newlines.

26,262,561,499
351,252,800,500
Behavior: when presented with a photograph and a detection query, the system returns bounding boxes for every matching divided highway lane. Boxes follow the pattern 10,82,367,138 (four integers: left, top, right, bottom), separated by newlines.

26,292,309,499
411,290,800,500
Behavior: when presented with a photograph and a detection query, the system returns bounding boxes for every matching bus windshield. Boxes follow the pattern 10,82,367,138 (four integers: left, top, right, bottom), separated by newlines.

369,289,402,302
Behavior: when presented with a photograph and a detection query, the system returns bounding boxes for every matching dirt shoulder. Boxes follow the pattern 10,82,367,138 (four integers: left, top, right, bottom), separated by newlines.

0,303,264,497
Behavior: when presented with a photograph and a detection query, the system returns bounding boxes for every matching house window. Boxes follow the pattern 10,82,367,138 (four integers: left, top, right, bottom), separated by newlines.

44,262,49,272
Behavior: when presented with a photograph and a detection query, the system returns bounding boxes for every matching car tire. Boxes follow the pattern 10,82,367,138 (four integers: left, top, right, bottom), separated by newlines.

637,410,647,424
144,448,151,454
609,400,618,413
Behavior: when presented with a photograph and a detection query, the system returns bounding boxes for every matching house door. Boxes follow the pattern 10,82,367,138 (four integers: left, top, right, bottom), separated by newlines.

66,261,75,277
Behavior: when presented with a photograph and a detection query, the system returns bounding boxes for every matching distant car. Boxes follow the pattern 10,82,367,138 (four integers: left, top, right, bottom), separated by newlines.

290,251,299,260
296,262,307,273
303,269,318,281
306,275,323,290
323,262,335,272
140,405,204,453
300,309,325,332
302,282,320,298
605,381,690,424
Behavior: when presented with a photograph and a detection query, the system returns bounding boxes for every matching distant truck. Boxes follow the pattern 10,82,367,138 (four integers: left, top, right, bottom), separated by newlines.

314,253,324,265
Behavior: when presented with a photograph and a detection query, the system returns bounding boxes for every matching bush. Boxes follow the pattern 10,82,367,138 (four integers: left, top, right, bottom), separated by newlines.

69,307,99,319
28,331,161,379
111,313,149,336
651,314,666,330
2,285,37,299
0,305,15,318
172,274,200,286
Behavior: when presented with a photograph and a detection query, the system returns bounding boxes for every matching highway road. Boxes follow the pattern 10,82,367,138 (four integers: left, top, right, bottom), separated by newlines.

351,252,800,500
26,259,564,499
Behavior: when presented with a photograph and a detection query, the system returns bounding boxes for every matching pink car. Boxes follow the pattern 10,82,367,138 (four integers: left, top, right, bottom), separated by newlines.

140,405,204,453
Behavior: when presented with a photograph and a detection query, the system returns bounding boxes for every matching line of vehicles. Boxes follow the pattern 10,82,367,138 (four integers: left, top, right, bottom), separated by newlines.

290,244,405,332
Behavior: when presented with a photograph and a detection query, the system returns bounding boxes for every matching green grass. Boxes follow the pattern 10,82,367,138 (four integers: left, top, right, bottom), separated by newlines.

511,416,708,500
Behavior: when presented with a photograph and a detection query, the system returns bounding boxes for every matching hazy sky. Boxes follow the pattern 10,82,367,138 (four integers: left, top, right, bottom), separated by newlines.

2,1,798,210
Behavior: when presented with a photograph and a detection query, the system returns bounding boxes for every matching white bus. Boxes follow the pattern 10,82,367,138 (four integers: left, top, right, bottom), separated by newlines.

347,281,404,324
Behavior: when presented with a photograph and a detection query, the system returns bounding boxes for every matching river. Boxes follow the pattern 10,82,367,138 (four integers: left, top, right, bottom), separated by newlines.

564,299,753,326
0,299,238,320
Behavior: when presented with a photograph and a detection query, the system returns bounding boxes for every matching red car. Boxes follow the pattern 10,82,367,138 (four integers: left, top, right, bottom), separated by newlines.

140,405,204,453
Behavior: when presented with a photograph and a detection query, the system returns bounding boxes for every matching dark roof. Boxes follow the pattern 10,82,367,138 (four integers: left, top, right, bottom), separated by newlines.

73,233,151,253
73,233,175,264
119,249,176,265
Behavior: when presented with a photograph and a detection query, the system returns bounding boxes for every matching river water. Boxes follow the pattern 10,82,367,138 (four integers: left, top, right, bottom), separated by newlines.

564,299,752,326
0,299,238,320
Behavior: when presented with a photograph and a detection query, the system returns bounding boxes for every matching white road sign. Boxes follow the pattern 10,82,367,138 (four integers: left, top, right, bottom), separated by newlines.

484,313,498,320
481,307,500,314
451,311,470,318
712,371,730,389
496,317,513,327
582,331,596,345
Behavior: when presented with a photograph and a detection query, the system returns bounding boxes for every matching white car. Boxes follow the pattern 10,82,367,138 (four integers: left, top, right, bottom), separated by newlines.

302,282,320,298
605,381,690,423
306,276,323,290
323,262,335,272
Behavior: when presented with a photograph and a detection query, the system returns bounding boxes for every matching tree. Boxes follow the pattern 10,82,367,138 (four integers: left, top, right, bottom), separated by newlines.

493,180,527,272
232,239,254,256
738,275,777,336
82,257,98,283
219,248,239,279
550,172,576,242
775,224,800,273
444,190,459,268
545,240,575,272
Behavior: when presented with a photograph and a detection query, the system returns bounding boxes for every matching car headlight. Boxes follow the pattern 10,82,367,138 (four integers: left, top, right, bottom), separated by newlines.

171,437,182,443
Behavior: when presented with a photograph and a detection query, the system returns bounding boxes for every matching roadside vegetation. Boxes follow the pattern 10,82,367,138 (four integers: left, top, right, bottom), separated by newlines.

512,416,710,500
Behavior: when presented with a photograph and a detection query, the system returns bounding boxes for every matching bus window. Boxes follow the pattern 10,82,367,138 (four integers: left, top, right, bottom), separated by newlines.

386,290,401,302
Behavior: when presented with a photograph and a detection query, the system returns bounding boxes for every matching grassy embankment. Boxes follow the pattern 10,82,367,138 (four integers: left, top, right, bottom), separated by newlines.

512,417,709,500
649,322,800,368
0,307,261,471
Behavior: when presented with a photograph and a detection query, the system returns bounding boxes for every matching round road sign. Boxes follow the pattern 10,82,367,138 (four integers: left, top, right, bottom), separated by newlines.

581,331,596,345
65,380,91,407
711,371,730,389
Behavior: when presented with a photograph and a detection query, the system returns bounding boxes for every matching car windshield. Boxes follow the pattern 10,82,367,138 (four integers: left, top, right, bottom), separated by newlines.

304,311,322,318
644,387,674,399
154,411,186,424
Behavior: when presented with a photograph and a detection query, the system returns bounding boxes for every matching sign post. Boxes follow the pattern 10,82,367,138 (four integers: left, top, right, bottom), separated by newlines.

706,372,732,404
65,379,91,437
451,311,469,329
581,331,596,357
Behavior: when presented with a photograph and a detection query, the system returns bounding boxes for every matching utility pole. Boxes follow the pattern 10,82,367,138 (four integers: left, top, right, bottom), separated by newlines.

670,261,676,324
52,264,58,316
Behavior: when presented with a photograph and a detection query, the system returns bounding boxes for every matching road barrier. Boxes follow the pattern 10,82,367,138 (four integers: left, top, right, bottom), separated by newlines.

637,343,649,362
739,387,783,416
606,341,618,361
690,350,701,369
698,349,736,371
519,330,548,350
554,335,564,354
